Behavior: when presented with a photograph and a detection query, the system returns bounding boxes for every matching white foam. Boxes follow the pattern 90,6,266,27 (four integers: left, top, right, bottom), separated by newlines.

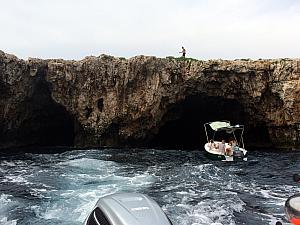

163,191,245,225
3,174,33,186
1,161,17,167
42,205,62,220
39,167,155,223
127,173,155,186
39,188,117,222
58,158,118,172
185,199,243,225
30,188,49,198
0,194,18,225
191,164,215,172
260,189,284,200
0,194,16,211
0,217,17,225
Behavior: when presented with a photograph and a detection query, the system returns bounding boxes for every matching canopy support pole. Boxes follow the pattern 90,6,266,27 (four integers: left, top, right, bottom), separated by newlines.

204,124,209,143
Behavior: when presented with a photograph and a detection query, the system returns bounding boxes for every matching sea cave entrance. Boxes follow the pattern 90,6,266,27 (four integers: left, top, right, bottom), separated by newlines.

14,67,75,148
147,95,247,150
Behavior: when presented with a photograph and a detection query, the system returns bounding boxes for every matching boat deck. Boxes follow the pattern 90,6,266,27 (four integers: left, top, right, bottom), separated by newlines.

204,142,247,161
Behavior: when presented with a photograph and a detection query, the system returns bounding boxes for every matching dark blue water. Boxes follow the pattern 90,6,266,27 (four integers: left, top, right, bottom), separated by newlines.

0,148,299,225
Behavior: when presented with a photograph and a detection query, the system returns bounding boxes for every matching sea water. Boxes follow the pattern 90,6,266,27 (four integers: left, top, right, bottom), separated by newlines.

0,148,300,225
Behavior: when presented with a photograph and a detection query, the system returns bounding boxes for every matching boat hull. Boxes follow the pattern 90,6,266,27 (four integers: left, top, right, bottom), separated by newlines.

204,142,247,162
204,150,226,161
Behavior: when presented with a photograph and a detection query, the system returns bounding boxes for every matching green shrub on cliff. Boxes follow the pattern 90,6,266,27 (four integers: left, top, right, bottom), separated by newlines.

166,56,198,62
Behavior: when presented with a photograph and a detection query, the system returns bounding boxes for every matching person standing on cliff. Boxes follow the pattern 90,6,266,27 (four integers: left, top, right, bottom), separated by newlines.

179,46,186,58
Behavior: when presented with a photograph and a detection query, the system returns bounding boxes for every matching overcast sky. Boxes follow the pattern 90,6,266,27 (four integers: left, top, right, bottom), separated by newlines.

0,0,299,60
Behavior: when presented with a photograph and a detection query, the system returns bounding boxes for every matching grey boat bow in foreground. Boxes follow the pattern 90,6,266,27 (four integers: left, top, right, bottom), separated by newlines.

84,193,173,225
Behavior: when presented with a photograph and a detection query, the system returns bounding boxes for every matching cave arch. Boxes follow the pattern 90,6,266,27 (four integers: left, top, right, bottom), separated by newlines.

10,67,75,148
147,95,248,149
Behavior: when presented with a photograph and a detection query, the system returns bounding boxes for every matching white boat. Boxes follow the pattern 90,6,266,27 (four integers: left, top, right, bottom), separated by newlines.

204,121,248,161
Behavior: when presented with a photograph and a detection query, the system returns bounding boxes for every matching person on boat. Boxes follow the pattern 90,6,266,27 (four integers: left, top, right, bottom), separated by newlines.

218,139,226,154
232,140,238,152
225,140,233,156
208,139,216,150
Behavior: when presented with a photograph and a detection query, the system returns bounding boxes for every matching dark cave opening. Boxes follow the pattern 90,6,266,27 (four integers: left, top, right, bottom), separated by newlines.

97,98,104,112
15,67,75,147
147,95,251,150
246,124,272,149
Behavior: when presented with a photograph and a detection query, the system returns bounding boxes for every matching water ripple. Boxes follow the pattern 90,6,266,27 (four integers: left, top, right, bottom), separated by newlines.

0,149,300,225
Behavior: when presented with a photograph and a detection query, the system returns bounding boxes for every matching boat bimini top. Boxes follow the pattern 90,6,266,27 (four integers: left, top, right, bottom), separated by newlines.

204,120,245,149
84,193,173,225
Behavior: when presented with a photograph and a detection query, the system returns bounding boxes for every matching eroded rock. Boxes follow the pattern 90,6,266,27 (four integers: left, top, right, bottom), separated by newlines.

0,51,299,150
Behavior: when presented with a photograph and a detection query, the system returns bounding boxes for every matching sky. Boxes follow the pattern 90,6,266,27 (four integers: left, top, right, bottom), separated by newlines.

0,0,300,60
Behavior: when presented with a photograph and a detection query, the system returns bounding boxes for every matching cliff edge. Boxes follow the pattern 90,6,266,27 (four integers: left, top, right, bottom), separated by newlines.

1,50,299,150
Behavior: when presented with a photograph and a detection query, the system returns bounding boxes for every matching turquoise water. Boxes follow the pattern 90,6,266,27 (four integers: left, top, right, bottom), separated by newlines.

0,148,300,225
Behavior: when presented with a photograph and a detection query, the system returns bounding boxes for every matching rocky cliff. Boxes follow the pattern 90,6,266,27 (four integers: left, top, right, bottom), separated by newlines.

0,50,299,150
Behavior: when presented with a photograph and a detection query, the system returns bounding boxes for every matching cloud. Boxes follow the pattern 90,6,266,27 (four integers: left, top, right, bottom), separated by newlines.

0,0,299,59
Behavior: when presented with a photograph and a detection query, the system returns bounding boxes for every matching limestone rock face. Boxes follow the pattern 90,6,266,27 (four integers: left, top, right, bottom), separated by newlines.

0,50,299,150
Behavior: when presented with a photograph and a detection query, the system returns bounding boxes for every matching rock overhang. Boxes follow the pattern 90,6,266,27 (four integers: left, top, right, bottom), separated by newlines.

0,51,299,150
